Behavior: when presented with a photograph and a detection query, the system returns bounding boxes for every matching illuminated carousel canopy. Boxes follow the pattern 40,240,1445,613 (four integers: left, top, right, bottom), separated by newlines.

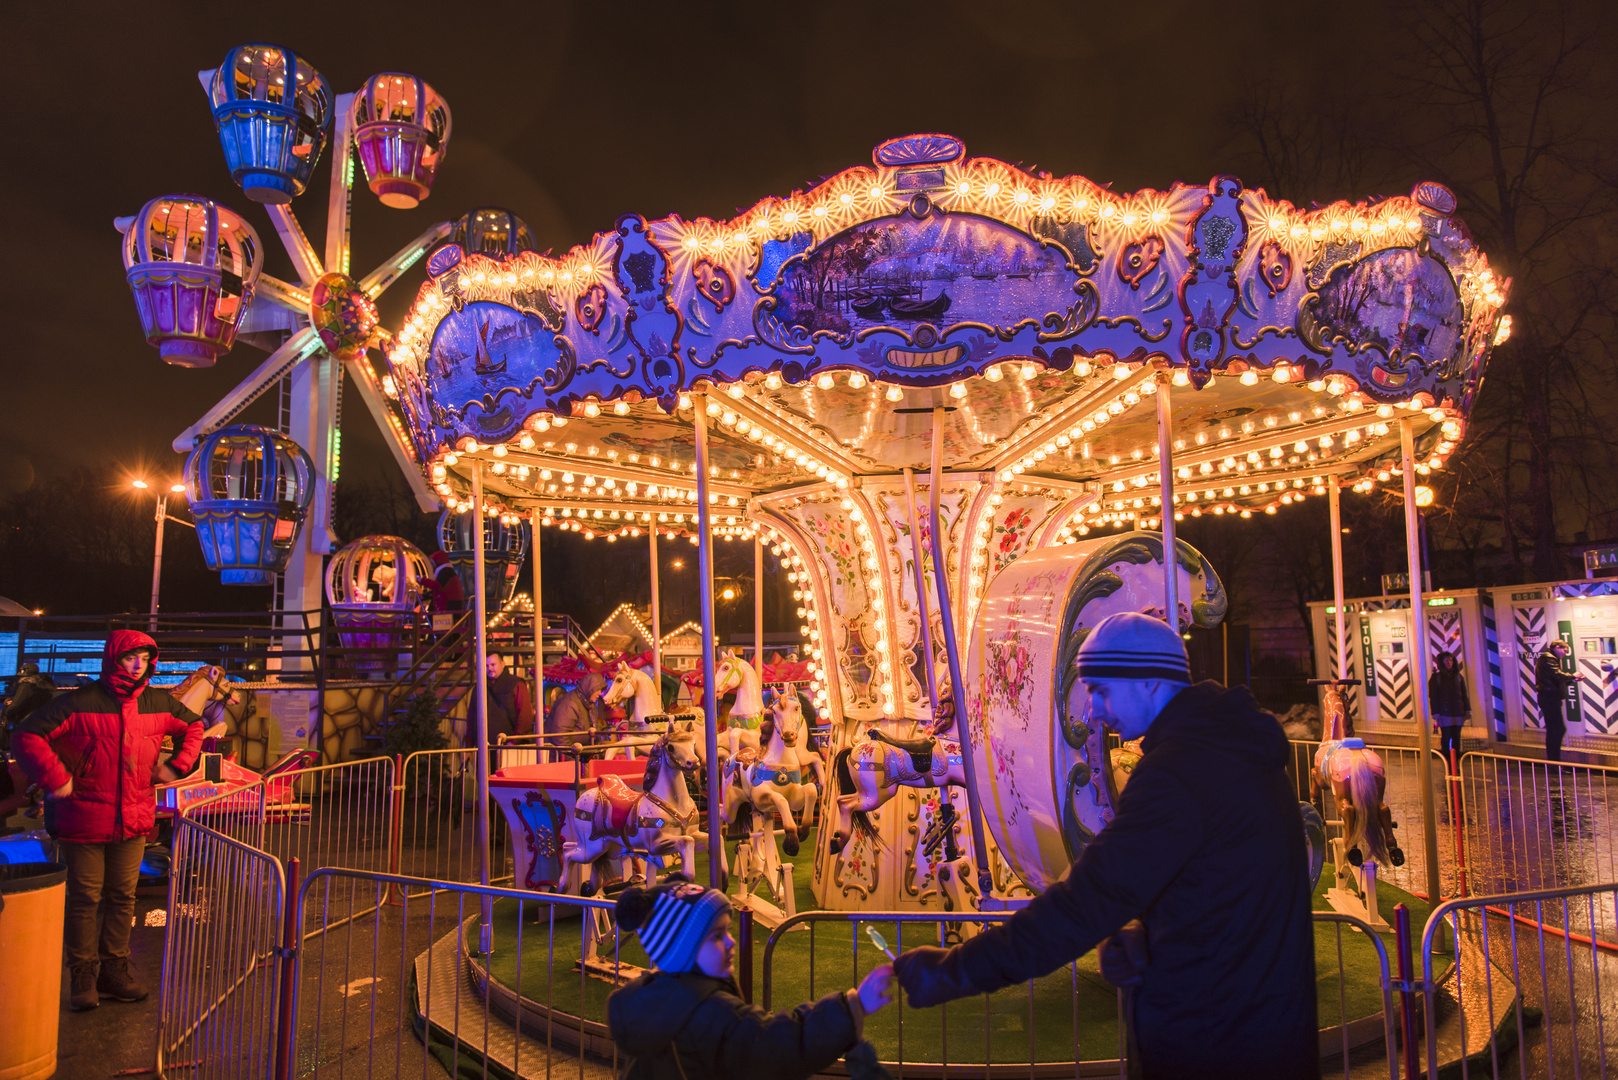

389,135,1504,524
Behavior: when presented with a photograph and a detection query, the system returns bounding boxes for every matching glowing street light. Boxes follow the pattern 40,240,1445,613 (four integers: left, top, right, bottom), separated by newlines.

131,477,195,628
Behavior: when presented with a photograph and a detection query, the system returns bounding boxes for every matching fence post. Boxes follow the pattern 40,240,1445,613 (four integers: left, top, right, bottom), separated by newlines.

1448,747,1466,898
1393,902,1418,1080
736,904,754,1004
387,754,405,905
274,856,301,1080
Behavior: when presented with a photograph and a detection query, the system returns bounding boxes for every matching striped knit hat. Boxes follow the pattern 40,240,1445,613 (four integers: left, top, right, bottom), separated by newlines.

617,882,730,974
1074,611,1192,683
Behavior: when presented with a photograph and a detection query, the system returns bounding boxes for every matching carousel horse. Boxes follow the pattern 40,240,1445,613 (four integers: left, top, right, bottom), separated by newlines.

712,650,766,762
725,688,824,858
827,722,967,854
561,728,705,890
601,662,704,759
169,664,242,737
1310,683,1404,869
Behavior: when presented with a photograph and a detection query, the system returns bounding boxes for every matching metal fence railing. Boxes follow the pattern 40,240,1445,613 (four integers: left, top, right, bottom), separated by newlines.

152,733,1618,1078
396,749,513,892
1423,880,1618,1079
160,817,288,1080
289,869,619,1080
761,908,1400,1079
1456,753,1618,938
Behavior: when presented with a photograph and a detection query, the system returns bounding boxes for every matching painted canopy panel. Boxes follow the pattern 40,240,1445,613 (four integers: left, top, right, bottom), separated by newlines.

389,137,1504,463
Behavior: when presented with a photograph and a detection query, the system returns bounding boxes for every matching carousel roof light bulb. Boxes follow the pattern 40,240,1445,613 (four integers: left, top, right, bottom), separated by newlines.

949,382,967,399
1239,370,1259,386
1172,369,1191,386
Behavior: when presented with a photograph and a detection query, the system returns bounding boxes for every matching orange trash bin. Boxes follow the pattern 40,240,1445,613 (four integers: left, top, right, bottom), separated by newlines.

0,862,67,1080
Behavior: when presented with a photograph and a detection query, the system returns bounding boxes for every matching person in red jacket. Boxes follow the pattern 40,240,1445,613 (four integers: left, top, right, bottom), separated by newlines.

14,629,205,1011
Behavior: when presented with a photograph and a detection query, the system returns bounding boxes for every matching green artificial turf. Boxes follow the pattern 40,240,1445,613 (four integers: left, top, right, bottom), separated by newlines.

477,836,1429,1065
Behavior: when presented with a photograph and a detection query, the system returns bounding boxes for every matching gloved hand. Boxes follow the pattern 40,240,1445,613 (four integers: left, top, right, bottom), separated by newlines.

1097,919,1148,988
843,1038,894,1080
893,945,976,1008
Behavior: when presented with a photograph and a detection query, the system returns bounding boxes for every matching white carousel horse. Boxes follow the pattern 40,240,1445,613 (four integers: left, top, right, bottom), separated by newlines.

562,728,705,890
601,662,703,759
1310,684,1404,870
827,723,966,854
712,650,766,762
725,689,824,859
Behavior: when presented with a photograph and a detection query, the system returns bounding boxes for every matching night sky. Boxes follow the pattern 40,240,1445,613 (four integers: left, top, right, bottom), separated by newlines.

0,0,1380,492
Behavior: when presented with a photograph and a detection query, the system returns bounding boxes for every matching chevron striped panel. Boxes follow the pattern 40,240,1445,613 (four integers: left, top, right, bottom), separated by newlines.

1514,604,1546,729
1552,582,1618,599
1375,654,1413,720
1575,657,1618,735
1323,615,1360,726
1427,609,1463,663
1481,594,1506,738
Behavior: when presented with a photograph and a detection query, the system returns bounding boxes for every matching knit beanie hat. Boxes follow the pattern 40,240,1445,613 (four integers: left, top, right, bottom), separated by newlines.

1074,611,1192,683
616,881,730,974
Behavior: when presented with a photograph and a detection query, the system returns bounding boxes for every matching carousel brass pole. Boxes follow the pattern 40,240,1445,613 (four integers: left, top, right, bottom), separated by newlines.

531,510,544,741
1401,418,1442,907
928,407,993,895
471,463,493,953
650,528,663,691
694,399,723,887
754,532,765,679
1156,377,1178,631
902,468,941,717
1328,479,1349,683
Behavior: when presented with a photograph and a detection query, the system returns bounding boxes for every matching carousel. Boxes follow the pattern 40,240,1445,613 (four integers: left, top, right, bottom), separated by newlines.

125,50,1505,1067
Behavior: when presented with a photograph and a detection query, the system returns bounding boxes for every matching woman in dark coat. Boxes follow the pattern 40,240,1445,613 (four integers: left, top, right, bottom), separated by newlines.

1428,651,1470,767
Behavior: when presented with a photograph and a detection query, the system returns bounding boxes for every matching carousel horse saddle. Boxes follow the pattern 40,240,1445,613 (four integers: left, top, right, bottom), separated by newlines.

588,775,641,837
747,761,805,788
866,729,936,775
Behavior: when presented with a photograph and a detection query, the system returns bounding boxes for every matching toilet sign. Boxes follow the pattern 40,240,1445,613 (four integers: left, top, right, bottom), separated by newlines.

1584,546,1618,576
1360,614,1377,697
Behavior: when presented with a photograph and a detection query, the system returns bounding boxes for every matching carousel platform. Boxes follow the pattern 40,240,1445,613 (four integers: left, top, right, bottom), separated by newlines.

404,832,1507,1078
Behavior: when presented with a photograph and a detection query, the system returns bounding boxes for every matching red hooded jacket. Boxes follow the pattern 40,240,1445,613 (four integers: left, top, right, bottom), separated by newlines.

14,629,204,843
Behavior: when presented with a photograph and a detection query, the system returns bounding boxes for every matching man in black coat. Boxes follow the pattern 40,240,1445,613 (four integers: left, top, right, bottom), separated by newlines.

894,612,1318,1079
1534,640,1581,762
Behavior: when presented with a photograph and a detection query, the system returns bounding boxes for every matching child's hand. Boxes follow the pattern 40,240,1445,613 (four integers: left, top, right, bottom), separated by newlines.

857,963,897,1014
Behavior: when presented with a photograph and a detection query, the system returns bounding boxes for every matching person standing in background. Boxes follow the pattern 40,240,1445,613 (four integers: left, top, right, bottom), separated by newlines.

1428,651,1470,768
1534,640,1581,762
486,653,534,738
13,630,205,1011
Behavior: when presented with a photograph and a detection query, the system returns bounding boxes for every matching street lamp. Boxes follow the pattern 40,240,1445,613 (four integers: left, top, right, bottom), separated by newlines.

132,478,194,628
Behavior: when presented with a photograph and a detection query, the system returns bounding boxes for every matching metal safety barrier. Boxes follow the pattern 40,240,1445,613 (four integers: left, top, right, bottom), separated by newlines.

761,908,1401,1079
159,816,289,1080
1423,880,1618,1079
397,748,513,892
288,868,619,1080
1456,753,1618,942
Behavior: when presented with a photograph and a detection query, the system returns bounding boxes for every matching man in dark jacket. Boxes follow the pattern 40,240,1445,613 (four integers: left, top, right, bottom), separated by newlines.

1534,639,1581,762
3,662,55,751
14,630,205,1011
484,653,534,739
894,612,1318,1079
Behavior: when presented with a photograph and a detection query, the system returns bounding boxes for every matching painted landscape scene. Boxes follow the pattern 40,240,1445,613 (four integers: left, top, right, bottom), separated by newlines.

773,213,1077,336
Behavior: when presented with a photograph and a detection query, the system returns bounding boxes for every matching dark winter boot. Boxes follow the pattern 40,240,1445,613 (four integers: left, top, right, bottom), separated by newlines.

97,957,149,1003
69,965,99,1011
